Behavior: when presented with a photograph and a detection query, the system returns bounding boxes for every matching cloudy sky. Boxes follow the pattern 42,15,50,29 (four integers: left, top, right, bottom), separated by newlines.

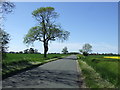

4,2,118,53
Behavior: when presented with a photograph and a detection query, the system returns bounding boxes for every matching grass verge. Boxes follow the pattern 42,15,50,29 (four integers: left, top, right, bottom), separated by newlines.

78,60,115,88
77,55,116,88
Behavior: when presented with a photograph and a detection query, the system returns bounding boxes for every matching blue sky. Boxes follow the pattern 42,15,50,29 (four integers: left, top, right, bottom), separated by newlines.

4,2,118,53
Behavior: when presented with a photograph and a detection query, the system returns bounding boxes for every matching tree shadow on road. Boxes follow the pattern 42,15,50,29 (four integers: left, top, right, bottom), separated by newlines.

2,67,83,88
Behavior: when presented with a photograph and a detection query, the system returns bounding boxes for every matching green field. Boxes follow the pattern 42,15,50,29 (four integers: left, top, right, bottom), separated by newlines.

2,53,68,77
3,53,67,63
78,55,119,88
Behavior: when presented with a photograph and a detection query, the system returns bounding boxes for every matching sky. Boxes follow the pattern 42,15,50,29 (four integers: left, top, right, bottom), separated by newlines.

4,2,118,54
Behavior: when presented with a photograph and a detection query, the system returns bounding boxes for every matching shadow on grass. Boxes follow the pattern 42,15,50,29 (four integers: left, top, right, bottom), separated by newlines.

2,61,42,80
2,58,61,80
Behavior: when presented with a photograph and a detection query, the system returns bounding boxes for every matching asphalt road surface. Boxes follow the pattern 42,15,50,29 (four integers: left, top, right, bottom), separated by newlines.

2,55,83,88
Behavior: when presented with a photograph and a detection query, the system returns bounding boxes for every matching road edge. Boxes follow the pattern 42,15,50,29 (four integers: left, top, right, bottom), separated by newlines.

76,59,86,88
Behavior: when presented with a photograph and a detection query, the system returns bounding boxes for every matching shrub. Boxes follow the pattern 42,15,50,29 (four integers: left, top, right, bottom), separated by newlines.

83,52,88,56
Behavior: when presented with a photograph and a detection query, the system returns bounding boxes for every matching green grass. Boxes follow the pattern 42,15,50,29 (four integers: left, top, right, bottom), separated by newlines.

3,53,66,63
78,60,114,88
2,53,68,77
77,54,119,88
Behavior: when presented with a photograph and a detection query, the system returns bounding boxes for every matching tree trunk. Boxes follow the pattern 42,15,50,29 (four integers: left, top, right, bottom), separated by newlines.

43,42,46,58
43,41,48,58
42,19,48,58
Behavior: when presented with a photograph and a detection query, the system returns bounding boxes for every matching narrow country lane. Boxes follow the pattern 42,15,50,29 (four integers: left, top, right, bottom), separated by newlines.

2,55,83,88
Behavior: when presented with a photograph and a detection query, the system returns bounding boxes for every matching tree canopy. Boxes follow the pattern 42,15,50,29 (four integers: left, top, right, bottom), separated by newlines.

0,2,15,25
0,2,15,15
62,47,68,54
79,43,92,56
0,1,15,59
0,29,10,59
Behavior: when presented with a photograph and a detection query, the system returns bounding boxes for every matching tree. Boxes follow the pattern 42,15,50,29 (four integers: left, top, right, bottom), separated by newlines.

24,7,70,58
0,1,15,59
24,48,38,54
0,29,10,59
29,48,34,54
19,51,23,54
0,1,15,27
24,49,29,54
62,47,68,54
79,43,92,56
0,2,15,17
34,49,38,54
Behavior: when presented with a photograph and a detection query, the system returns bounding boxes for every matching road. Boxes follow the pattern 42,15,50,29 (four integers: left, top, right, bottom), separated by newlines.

2,55,83,88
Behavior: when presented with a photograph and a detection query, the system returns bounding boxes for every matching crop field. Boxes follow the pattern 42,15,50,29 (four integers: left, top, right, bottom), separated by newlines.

78,55,119,88
2,53,68,77
3,53,67,63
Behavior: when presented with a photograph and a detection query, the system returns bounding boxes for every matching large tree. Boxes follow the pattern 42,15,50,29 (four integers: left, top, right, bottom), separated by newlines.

24,7,70,58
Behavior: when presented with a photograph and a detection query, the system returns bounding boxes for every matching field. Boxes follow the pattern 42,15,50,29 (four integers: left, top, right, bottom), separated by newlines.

2,53,68,78
3,53,67,63
78,55,119,88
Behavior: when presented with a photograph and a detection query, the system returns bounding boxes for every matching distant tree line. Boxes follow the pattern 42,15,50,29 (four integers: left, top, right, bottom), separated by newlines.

8,48,40,54
78,52,119,56
48,52,79,55
23,48,39,54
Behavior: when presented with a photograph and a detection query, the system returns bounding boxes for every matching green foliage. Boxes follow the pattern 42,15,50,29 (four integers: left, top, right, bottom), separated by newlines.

0,2,15,14
24,49,29,54
24,25,70,45
78,59,114,88
23,48,38,54
0,29,10,59
23,26,42,45
79,43,92,56
78,55,119,87
0,1,15,59
83,52,88,56
0,2,15,27
29,48,34,54
32,7,58,20
83,43,92,52
62,46,68,54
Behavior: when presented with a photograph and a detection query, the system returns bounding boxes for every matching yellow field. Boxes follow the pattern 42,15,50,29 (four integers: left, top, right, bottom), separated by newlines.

104,56,120,59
